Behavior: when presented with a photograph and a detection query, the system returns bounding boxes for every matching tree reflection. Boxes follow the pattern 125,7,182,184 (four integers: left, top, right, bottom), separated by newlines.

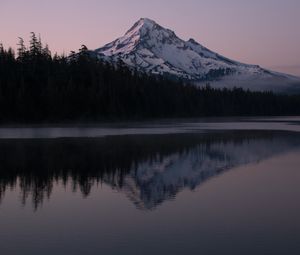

0,131,299,210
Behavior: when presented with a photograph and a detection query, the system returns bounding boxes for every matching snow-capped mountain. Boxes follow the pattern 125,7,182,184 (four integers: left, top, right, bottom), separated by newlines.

95,18,300,93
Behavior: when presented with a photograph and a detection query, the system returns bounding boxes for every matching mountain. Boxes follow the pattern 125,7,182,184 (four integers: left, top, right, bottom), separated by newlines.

95,18,300,93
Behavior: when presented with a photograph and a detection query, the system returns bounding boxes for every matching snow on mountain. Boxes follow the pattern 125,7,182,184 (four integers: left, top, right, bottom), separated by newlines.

95,18,300,93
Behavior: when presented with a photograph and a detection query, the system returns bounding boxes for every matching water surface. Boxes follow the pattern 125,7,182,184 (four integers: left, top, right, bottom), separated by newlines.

0,118,300,255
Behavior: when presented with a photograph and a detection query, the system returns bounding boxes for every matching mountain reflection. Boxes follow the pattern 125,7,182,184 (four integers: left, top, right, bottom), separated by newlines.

0,131,299,210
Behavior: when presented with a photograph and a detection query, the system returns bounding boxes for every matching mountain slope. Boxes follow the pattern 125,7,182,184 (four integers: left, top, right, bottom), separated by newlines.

95,18,300,93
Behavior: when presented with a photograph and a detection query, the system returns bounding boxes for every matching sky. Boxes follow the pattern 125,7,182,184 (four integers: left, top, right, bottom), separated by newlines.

1,0,300,76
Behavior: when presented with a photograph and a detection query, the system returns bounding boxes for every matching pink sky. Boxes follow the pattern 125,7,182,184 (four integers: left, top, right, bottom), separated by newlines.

1,0,300,76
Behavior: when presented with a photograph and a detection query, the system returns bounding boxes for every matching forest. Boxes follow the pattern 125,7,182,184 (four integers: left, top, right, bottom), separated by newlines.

0,33,300,123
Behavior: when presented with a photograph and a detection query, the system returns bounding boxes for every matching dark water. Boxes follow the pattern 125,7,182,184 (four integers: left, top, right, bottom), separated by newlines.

0,119,300,255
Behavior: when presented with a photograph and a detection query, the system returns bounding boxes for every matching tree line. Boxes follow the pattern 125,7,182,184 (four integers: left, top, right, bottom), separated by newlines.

0,33,300,123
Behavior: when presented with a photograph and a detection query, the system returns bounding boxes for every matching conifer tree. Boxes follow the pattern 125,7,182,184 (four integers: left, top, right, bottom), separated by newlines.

17,37,26,61
29,32,39,56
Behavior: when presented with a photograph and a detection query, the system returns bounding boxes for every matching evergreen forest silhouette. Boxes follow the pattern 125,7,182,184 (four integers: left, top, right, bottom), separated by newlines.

1,33,300,123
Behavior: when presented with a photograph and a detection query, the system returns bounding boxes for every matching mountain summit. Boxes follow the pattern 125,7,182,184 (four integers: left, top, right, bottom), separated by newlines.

95,18,300,93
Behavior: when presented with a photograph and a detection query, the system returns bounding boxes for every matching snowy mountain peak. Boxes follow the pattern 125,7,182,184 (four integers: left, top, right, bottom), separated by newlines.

95,18,300,93
125,18,157,35
97,18,179,57
125,18,176,39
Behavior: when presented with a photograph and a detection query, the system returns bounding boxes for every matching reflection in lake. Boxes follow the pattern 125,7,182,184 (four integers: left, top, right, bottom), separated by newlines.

0,130,300,210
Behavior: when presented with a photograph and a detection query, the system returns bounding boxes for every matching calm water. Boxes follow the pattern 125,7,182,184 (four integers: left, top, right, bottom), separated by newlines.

0,118,300,255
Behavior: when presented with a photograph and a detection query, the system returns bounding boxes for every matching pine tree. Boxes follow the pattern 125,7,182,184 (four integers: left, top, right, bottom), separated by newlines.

17,37,26,61
0,43,4,54
37,34,43,54
29,32,39,56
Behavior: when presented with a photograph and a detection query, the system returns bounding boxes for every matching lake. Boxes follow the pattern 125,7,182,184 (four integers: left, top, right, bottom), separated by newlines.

0,117,300,255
